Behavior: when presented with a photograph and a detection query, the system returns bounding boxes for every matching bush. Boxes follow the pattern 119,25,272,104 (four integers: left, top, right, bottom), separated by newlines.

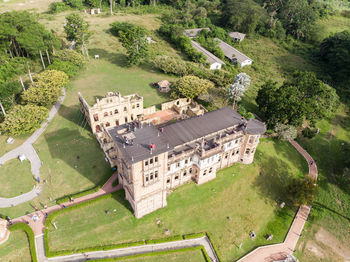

56,185,101,204
9,223,37,262
47,60,79,78
0,105,48,136
53,49,86,68
206,233,222,262
63,0,84,9
183,232,206,239
49,2,70,13
302,127,316,139
172,75,214,99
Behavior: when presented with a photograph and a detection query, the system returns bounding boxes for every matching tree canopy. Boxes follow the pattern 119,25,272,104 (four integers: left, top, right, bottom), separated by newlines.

110,22,148,66
172,75,214,99
286,176,318,206
0,104,48,136
0,11,59,58
64,14,90,47
256,71,339,128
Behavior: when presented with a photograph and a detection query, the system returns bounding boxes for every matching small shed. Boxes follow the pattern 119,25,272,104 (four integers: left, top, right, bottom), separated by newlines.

18,154,27,162
157,80,171,93
229,32,246,42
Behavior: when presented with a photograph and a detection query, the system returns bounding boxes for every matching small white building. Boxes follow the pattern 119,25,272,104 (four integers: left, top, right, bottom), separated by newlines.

191,40,225,70
215,38,252,68
229,32,246,42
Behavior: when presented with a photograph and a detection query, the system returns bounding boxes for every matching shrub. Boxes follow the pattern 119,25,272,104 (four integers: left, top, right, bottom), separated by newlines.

56,185,101,204
47,60,79,78
49,2,70,13
145,235,183,244
172,75,214,99
63,0,84,9
9,223,37,262
53,49,86,68
302,127,316,139
0,105,48,136
183,232,206,239
206,232,222,262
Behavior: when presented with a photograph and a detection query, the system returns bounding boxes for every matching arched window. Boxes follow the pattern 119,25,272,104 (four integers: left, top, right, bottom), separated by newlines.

114,109,118,114
96,125,101,133
106,122,110,127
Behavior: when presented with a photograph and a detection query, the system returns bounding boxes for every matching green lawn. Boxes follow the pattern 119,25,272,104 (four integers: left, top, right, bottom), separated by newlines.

47,138,307,261
294,105,350,261
0,230,31,262
0,159,36,198
113,250,205,262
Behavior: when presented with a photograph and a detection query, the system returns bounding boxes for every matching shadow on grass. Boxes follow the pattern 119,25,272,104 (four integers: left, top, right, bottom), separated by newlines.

88,48,129,67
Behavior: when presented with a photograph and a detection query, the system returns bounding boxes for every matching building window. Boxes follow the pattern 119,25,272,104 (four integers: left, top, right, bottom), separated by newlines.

236,149,239,154
245,149,250,154
183,170,187,176
114,109,118,114
124,107,127,112
189,167,193,174
167,178,170,183
145,160,148,166
249,136,254,144
106,122,110,127
150,173,154,180
93,114,99,121
251,148,255,154
155,156,158,162
145,176,149,182
110,111,112,115
125,117,128,123
116,120,119,126
176,163,180,168
175,175,179,180
232,151,235,156
137,103,140,108
150,158,153,164
131,115,134,121
185,159,188,164
155,171,158,179
168,166,170,171
104,112,108,117
225,153,228,159
235,139,238,144
203,170,207,176
209,167,212,173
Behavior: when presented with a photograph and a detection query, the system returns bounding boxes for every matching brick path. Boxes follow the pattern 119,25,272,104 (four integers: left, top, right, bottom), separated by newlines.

237,140,318,262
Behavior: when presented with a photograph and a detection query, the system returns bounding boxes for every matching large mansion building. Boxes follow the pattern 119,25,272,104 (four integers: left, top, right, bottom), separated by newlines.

79,92,266,218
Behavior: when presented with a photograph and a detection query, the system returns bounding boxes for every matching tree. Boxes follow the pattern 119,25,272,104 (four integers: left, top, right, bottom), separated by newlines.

0,11,59,58
172,75,214,99
0,81,22,113
256,71,339,128
21,70,68,106
286,176,317,206
274,123,297,141
63,0,84,9
228,73,251,108
53,49,86,68
47,60,79,78
110,22,148,66
0,105,48,136
64,14,90,51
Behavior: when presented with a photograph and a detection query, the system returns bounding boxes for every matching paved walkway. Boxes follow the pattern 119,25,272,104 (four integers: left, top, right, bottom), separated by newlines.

0,89,66,208
237,140,318,262
46,236,217,262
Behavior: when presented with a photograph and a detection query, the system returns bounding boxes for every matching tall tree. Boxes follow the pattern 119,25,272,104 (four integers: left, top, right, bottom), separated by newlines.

228,73,251,109
110,22,148,66
256,71,339,128
64,14,90,54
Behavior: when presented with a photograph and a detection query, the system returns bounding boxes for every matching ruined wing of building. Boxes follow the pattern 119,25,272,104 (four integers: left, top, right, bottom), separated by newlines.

79,92,266,218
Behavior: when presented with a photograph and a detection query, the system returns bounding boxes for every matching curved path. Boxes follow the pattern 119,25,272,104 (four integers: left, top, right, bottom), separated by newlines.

0,89,66,208
237,140,318,262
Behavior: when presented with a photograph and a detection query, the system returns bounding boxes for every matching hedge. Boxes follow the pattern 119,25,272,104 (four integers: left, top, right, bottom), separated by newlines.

183,232,206,239
145,235,183,244
9,223,37,262
206,232,222,262
55,185,102,204
87,246,209,262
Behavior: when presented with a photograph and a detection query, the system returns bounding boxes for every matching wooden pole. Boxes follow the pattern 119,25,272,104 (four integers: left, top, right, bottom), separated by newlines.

0,100,6,116
110,0,113,15
19,76,26,91
39,50,46,70
27,64,34,84
46,50,51,65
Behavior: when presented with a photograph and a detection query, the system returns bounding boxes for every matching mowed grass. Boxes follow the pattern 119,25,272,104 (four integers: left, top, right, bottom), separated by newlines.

47,138,307,261
117,250,205,262
295,105,350,261
0,159,36,198
0,230,31,262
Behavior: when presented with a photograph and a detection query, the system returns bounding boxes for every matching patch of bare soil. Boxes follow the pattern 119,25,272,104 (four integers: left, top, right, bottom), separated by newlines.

305,241,325,259
316,227,350,261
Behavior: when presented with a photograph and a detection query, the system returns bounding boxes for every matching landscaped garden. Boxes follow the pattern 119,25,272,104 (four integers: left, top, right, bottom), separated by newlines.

0,159,36,198
45,138,307,261
0,230,31,262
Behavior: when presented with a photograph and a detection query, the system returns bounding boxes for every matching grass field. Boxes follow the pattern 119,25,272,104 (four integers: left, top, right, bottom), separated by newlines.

46,138,307,261
0,159,36,198
117,250,205,262
294,105,350,261
0,230,31,261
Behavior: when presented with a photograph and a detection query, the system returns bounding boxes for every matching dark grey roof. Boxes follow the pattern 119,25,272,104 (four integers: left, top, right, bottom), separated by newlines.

162,107,244,147
214,38,252,64
246,118,266,135
108,125,173,164
109,107,265,164
191,40,225,65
